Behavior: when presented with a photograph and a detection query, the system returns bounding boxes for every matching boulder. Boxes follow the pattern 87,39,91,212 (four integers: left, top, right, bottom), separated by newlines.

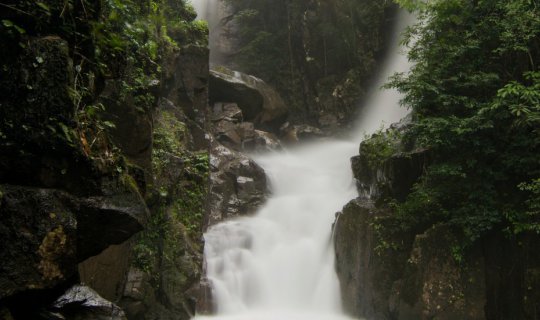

351,148,429,201
280,122,325,144
245,130,281,153
211,103,282,152
0,186,78,299
211,103,243,123
0,184,146,300
209,67,288,130
51,285,127,319
208,138,267,225
78,242,132,302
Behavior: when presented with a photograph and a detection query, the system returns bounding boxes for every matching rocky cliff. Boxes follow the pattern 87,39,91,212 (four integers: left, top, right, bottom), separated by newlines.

0,1,211,319
334,126,540,320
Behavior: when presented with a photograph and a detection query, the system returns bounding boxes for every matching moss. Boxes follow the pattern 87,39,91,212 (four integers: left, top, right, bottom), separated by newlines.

173,151,209,240
38,226,67,281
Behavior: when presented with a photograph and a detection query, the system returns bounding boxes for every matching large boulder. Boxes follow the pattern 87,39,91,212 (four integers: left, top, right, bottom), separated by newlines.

0,184,146,300
50,285,127,319
0,187,78,299
211,103,282,152
209,67,288,131
208,138,267,225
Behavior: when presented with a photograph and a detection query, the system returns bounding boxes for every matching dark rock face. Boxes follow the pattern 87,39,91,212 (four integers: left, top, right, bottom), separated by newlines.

334,199,412,320
389,225,486,320
0,183,145,301
99,79,155,171
209,67,288,131
209,138,267,225
351,148,430,202
0,187,78,299
334,200,486,320
75,44,210,320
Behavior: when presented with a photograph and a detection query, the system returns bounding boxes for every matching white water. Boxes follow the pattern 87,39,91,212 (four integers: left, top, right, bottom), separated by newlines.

193,8,414,320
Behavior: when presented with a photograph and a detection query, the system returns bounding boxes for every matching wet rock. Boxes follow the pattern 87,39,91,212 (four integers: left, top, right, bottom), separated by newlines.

334,199,412,319
209,138,267,225
78,243,132,302
209,67,288,130
245,130,281,153
0,186,78,299
335,199,487,320
196,277,215,314
390,225,486,320
162,45,209,131
352,122,429,201
75,190,147,260
214,119,243,147
52,285,127,319
211,103,243,123
0,184,146,300
318,113,340,132
211,104,281,152
280,123,325,143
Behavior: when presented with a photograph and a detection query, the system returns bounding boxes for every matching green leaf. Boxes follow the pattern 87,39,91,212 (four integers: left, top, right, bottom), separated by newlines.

36,2,51,12
2,20,14,27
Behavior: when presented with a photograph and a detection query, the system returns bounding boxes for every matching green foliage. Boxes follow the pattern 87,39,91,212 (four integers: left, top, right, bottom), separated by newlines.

361,128,402,169
380,0,540,248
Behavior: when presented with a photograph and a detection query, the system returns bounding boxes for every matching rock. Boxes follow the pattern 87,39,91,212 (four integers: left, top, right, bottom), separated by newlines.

352,147,429,201
214,119,243,147
51,285,127,319
196,277,215,314
334,199,486,320
318,113,340,131
245,130,282,153
75,190,147,260
78,242,132,302
208,138,267,225
209,67,288,130
334,199,412,319
336,118,540,319
99,80,154,171
0,184,146,300
211,103,281,152
162,45,209,132
389,225,486,320
0,186,78,299
211,103,243,123
280,123,325,143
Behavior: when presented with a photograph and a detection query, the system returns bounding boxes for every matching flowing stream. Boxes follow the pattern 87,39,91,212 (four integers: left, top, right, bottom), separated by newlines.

193,5,413,320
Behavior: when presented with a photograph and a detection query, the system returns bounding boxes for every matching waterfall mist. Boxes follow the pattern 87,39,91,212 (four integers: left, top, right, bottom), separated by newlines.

191,5,413,320
191,0,233,65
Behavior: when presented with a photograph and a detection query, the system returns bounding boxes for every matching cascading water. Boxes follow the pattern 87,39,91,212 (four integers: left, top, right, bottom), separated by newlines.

192,7,414,320
191,0,232,65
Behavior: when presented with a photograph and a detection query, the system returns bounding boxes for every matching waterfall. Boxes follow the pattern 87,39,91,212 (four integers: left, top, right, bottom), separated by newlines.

192,6,414,320
191,0,233,65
